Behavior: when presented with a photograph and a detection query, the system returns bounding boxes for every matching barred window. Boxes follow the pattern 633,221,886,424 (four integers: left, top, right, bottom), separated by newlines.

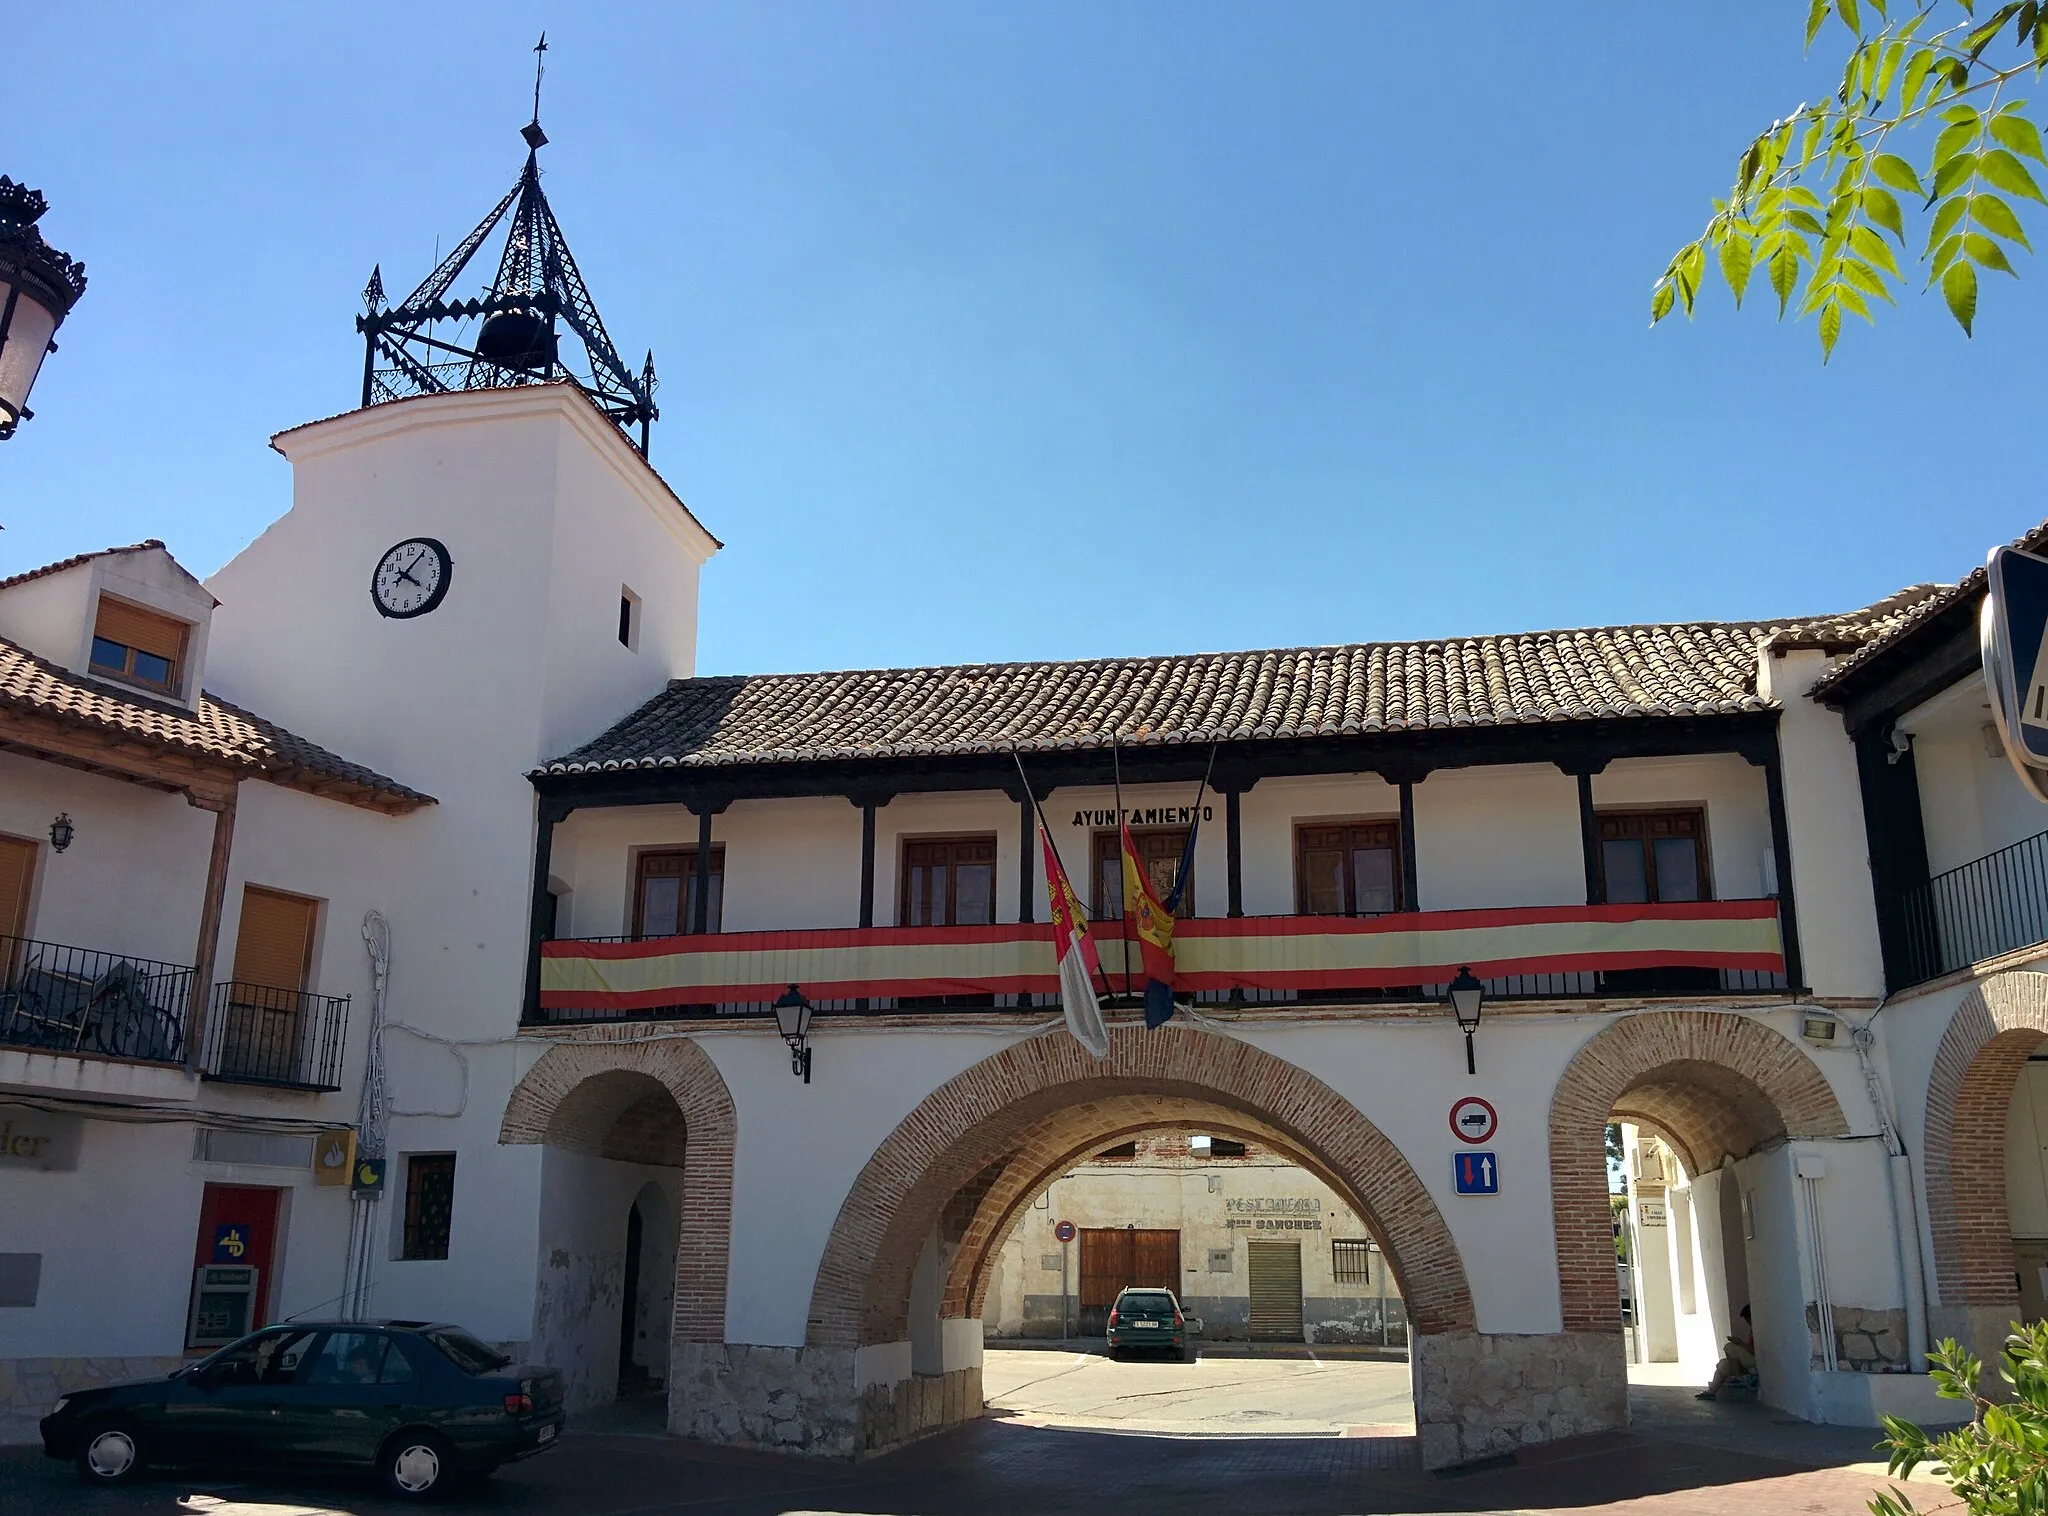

1332,1238,1374,1284
402,1154,457,1261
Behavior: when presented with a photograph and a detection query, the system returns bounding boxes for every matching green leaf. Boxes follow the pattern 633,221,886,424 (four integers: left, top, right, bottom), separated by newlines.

1807,0,1831,45
1934,118,1984,170
1788,208,1827,236
1838,258,1894,301
1928,194,1970,251
1931,231,1966,274
1819,298,1843,358
1718,234,1755,305
1769,244,1803,314
1839,0,1862,33
1943,257,1979,334
1983,146,2048,201
1864,184,1906,237
1851,223,1902,274
1873,153,1925,193
1875,39,1906,102
1836,281,1876,318
1991,111,2048,162
1967,231,2019,271
1900,48,1937,112
1970,189,2034,246
1932,152,1979,198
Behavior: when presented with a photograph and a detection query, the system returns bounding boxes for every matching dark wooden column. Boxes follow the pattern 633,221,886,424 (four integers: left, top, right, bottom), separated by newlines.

1017,795,1036,924
184,782,240,1068
1224,788,1245,918
692,807,716,935
1398,781,1421,912
522,795,573,1025
1577,772,1603,905
860,802,878,928
1854,724,1933,990
1759,738,1807,992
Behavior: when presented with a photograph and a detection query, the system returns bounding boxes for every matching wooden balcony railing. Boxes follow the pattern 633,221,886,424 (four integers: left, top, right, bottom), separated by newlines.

200,981,351,1091
532,899,1789,1025
0,935,191,1063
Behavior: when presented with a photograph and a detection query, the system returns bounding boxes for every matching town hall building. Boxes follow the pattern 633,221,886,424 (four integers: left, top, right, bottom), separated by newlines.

8,108,2048,1473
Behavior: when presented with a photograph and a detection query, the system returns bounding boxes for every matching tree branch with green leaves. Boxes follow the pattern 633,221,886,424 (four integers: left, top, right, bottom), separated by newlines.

1654,0,2048,358
1868,1323,2048,1516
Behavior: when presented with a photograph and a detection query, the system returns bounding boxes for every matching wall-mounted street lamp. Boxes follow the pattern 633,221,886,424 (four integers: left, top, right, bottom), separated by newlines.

773,984,814,1084
0,177,88,442
1446,966,1484,1076
48,813,74,853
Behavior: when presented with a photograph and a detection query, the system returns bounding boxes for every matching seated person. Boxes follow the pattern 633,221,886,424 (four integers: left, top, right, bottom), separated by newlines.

1697,1303,1756,1400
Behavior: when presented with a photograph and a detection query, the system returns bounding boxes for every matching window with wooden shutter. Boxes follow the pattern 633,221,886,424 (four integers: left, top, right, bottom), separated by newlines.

1294,820,1403,916
232,887,318,992
1091,828,1195,920
0,836,35,960
89,598,190,694
1596,810,1711,904
899,835,997,927
633,848,724,937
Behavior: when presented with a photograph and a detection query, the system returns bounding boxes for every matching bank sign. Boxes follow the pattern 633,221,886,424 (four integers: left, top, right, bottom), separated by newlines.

1983,545,2048,803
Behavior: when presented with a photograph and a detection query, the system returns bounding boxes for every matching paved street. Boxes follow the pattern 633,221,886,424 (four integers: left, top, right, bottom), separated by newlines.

0,1351,1940,1516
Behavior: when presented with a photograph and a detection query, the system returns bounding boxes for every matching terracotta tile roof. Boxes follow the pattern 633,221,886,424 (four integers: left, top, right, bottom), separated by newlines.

539,596,1926,775
1809,517,2048,698
0,540,168,592
0,636,434,813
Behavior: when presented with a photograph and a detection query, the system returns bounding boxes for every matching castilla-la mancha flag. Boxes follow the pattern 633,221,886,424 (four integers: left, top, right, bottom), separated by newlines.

1121,821,1180,1029
1041,822,1109,1058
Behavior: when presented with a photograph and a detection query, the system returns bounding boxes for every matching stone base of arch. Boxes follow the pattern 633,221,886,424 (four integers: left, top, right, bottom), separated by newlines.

664,1326,1625,1465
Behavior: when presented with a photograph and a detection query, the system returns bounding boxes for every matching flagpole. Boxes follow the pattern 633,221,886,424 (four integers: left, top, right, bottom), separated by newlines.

1168,741,1220,913
1012,747,1118,1004
1112,734,1133,999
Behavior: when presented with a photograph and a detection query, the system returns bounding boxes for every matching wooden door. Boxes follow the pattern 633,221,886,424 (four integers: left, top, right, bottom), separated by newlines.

223,888,318,1081
1079,1227,1181,1309
0,834,34,951
1247,1239,1304,1341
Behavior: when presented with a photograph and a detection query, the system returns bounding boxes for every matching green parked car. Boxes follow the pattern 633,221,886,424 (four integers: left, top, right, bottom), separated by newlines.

40,1320,564,1501
1106,1287,1194,1360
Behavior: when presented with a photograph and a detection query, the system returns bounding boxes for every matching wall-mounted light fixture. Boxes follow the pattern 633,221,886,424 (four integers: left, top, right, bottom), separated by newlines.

773,984,814,1084
47,813,74,853
1446,966,1484,1076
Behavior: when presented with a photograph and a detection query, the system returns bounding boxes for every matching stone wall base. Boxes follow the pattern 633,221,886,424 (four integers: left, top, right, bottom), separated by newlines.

669,1342,982,1458
1411,1329,1627,1470
0,1357,185,1446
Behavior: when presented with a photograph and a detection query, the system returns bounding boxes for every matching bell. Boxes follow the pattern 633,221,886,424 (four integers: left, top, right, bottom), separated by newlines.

476,310,557,372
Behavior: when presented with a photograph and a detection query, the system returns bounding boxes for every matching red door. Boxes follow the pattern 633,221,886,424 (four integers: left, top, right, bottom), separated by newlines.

193,1185,283,1327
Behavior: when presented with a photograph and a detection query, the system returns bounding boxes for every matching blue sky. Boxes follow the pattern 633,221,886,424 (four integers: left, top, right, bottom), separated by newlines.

8,2,2042,675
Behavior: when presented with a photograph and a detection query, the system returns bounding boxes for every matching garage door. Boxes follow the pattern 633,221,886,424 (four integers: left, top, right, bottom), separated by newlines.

1247,1239,1303,1341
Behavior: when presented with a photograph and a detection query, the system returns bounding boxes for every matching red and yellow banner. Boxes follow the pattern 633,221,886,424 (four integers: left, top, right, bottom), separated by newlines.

538,899,1784,1010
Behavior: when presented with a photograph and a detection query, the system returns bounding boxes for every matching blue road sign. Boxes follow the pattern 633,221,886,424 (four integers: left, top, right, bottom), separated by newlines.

1453,1150,1499,1195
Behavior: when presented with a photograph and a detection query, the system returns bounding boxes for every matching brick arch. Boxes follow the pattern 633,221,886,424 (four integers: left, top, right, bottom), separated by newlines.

943,1101,1381,1321
1550,1010,1849,1333
1923,971,2048,1307
806,1024,1473,1350
500,1036,736,1344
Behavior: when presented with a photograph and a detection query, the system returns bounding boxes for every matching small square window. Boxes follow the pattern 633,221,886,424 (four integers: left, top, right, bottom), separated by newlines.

88,599,189,695
1332,1239,1374,1284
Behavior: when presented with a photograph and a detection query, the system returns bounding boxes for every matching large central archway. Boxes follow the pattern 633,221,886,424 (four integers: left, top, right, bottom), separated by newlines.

775,1023,1616,1469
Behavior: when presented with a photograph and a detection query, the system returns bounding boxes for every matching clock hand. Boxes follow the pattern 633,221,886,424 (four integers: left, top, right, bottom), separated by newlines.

395,565,422,587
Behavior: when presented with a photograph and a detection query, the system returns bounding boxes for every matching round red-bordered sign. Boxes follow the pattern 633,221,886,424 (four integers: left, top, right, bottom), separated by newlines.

1054,1220,1076,1242
1449,1096,1498,1145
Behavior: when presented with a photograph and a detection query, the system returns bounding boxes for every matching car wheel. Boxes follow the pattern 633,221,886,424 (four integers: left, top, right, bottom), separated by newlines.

76,1419,146,1486
380,1429,455,1502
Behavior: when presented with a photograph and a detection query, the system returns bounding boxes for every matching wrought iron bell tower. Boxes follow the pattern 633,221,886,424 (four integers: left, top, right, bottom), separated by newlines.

354,37,659,455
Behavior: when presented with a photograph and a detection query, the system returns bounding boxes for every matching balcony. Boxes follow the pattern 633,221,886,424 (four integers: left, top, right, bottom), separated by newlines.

199,981,351,1091
0,935,190,1064
531,899,1790,1025
1889,828,2048,989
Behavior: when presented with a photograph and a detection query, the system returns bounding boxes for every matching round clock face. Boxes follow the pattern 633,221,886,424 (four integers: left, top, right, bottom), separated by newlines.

371,537,453,620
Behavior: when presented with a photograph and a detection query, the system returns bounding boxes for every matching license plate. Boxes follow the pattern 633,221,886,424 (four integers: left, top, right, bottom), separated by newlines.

537,1424,556,1443
1132,1321,1158,1329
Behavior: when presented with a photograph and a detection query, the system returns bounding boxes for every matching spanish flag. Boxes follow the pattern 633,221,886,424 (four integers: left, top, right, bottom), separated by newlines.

1121,822,1179,1028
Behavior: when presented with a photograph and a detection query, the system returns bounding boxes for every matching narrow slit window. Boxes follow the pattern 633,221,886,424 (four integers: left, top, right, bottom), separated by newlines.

618,587,641,649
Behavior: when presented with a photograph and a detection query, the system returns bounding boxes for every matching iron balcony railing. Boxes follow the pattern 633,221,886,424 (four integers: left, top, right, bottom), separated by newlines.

1891,828,2048,989
530,900,1792,1027
200,981,351,1091
0,934,191,1064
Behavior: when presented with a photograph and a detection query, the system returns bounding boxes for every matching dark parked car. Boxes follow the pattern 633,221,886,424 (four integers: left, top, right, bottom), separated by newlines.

41,1320,564,1500
1106,1287,1191,1359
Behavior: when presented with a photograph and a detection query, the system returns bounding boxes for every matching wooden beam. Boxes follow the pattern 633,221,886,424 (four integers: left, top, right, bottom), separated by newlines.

186,786,239,1070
